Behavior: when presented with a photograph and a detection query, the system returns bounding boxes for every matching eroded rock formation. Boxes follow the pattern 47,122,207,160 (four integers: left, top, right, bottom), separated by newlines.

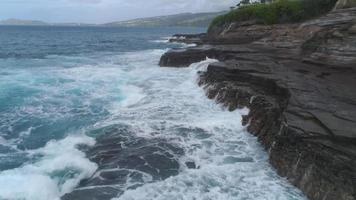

160,7,356,200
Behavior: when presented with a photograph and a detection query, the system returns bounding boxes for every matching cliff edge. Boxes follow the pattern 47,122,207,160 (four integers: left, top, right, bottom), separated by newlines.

160,5,356,200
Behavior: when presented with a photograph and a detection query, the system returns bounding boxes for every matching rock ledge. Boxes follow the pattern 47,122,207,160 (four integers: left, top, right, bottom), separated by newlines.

160,8,356,200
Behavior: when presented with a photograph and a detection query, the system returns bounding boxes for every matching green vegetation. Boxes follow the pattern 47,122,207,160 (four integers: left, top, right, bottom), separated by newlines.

209,0,338,29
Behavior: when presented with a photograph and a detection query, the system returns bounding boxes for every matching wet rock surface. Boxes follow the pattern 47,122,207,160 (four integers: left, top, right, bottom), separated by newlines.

160,7,356,200
62,125,183,200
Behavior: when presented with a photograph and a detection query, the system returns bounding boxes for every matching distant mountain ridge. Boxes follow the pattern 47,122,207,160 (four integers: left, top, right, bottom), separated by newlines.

0,19,48,26
105,12,227,27
0,18,94,26
0,11,226,27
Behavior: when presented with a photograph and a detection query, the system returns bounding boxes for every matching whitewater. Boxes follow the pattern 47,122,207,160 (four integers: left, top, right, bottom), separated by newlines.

0,26,307,200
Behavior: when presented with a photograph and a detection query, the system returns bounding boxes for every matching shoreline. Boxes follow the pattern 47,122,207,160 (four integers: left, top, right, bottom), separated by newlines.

159,7,356,200
61,48,307,200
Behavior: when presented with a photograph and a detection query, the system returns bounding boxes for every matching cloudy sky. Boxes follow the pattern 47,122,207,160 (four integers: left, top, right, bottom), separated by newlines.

0,0,237,24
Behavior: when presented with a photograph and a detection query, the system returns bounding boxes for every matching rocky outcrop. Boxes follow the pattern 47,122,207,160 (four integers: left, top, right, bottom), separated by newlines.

207,21,300,45
335,0,356,9
160,7,356,200
159,45,258,67
62,125,183,200
301,8,356,67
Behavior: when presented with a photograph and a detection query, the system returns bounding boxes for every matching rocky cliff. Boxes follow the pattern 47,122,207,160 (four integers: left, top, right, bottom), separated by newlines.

160,7,356,200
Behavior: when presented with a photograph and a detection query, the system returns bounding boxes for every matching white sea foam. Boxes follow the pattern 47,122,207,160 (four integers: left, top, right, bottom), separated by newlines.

0,49,164,200
150,40,169,44
183,43,198,47
0,46,306,200
118,85,146,107
150,36,172,44
0,134,97,200
0,136,12,148
98,55,307,200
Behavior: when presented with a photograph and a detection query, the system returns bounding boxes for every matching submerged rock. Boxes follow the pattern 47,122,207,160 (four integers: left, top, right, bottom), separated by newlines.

185,161,197,169
62,125,183,200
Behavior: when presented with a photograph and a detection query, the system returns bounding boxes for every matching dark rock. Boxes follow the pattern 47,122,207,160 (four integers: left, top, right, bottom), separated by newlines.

159,46,215,67
185,161,197,169
62,187,122,200
161,7,356,200
301,7,356,68
201,53,356,200
62,125,184,200
159,45,258,67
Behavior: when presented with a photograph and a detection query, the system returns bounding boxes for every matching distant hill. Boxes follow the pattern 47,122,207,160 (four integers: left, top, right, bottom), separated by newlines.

104,12,227,27
0,19,48,26
0,11,226,27
0,19,94,27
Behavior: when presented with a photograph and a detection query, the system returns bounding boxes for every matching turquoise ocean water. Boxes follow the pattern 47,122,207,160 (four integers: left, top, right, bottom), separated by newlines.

0,26,307,200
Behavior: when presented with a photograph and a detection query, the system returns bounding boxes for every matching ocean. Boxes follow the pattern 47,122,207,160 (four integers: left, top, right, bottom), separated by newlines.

0,26,306,200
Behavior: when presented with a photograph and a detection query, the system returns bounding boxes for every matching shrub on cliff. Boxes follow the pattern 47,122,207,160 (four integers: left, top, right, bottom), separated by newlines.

210,0,338,28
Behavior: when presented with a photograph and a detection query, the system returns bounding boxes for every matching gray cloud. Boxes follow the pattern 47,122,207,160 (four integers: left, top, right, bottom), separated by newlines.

0,0,237,23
